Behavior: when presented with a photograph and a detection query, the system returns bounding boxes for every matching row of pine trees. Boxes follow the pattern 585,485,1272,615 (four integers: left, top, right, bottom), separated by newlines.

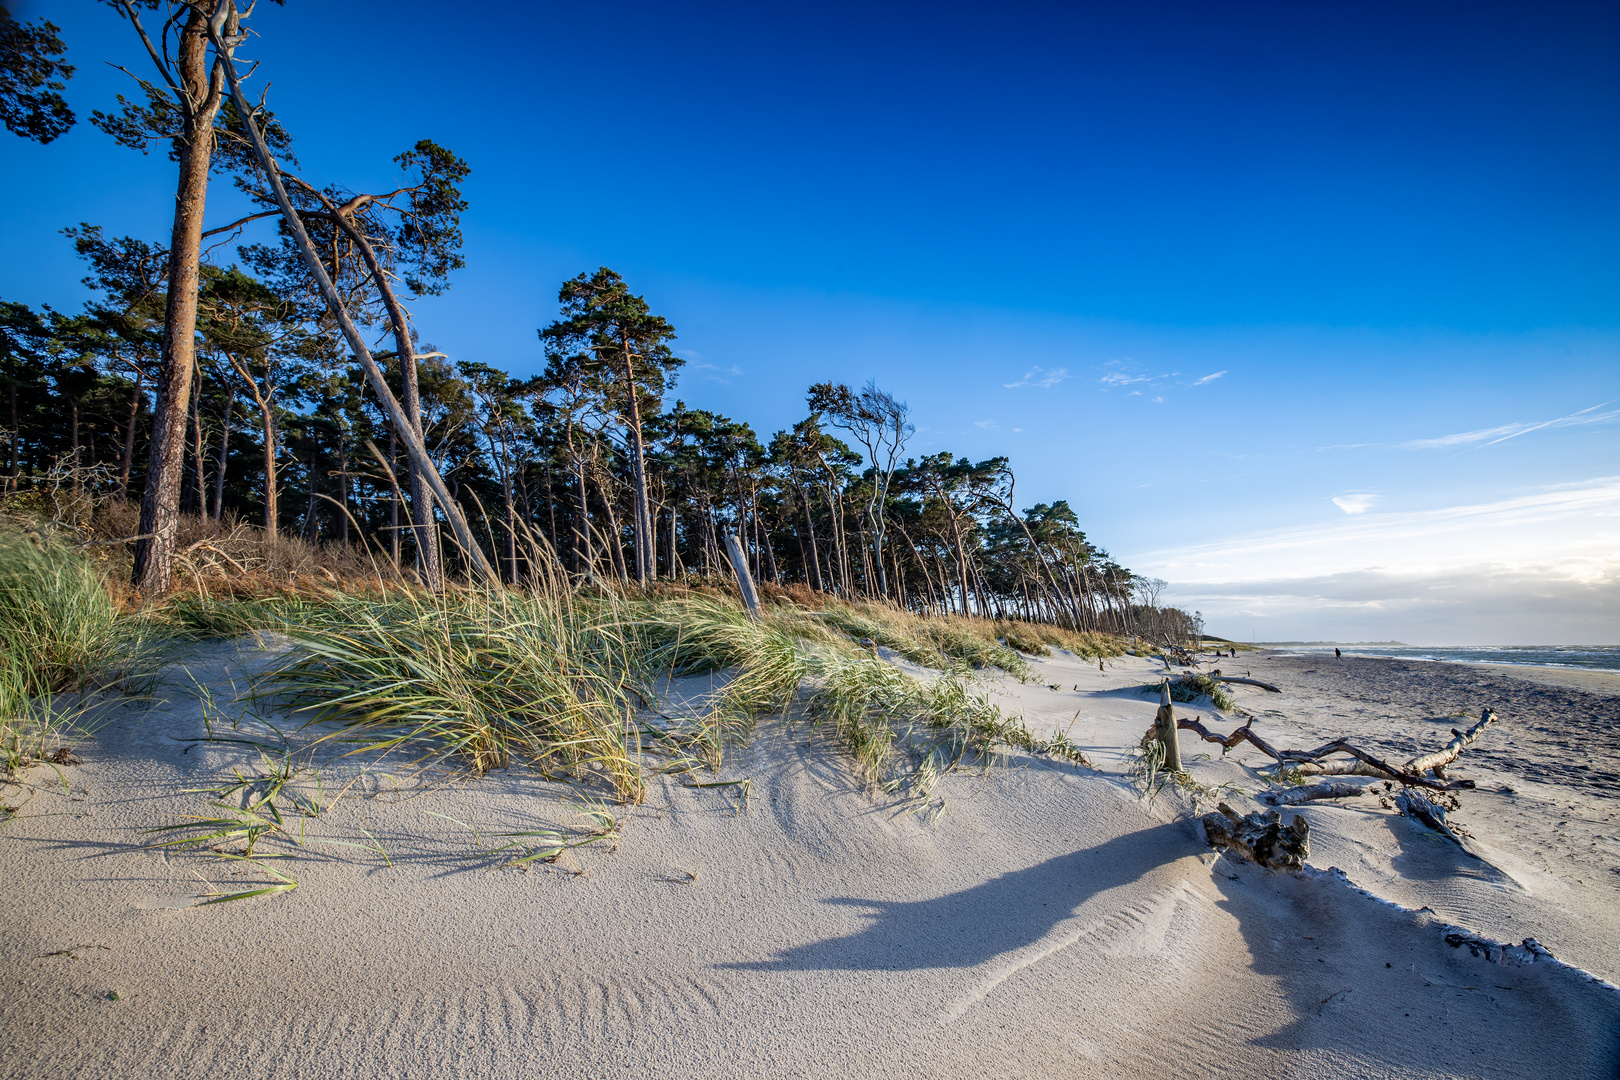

0,2,1193,638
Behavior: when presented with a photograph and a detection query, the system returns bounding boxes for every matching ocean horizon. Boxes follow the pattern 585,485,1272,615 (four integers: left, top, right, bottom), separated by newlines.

1268,644,1620,672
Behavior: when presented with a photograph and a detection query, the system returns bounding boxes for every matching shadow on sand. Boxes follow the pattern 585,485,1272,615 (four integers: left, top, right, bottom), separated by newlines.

727,819,1196,972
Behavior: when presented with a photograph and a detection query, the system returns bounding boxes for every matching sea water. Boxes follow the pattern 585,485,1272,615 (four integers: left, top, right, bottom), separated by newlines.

1283,644,1620,671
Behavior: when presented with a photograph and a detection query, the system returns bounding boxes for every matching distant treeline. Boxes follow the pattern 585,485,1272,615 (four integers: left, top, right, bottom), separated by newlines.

0,3,1202,642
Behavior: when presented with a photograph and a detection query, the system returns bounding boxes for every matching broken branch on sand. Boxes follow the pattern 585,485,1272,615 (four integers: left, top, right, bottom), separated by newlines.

1211,674,1281,693
1406,708,1498,780
1168,712,1495,792
1259,782,1367,806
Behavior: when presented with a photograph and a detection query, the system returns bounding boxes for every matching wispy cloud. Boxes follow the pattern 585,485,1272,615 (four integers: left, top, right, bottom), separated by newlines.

1132,477,1620,581
1100,372,1152,387
1401,402,1619,451
1004,365,1069,389
691,362,744,384
1126,477,1620,641
1331,493,1378,515
1193,370,1228,386
973,419,999,430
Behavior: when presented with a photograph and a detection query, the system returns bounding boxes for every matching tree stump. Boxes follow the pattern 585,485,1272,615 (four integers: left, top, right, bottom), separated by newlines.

1153,678,1183,772
1202,802,1310,871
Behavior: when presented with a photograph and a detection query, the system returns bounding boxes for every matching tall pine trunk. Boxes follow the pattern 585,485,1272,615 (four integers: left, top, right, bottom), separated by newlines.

133,3,229,591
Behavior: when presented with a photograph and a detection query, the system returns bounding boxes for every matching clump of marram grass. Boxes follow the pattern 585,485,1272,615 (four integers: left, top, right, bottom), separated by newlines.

0,527,161,697
1137,672,1235,712
998,622,1051,656
0,528,164,774
184,578,1097,812
1170,671,1236,712
254,588,649,803
623,595,1084,791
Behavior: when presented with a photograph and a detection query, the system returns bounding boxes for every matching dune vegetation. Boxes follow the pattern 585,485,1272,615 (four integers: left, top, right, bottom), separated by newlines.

1,523,1101,807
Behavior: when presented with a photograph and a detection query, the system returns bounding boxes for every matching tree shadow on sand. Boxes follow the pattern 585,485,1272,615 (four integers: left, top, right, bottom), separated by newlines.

725,820,1197,972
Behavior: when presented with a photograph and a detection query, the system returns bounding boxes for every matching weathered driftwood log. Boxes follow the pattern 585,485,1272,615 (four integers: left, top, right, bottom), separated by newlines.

1406,707,1497,779
1258,782,1368,806
1202,803,1310,870
1153,679,1183,772
1281,739,1477,792
1211,675,1281,693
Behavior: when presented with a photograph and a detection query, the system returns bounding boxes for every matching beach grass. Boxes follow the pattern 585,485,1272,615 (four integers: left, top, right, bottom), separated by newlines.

0,528,165,774
2,529,1100,806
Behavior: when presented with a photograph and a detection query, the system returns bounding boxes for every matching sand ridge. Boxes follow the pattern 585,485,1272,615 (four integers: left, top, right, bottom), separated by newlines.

2,640,1617,1078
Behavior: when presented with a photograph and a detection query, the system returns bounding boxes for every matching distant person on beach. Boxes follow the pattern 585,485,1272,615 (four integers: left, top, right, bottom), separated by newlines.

1335,647,1342,658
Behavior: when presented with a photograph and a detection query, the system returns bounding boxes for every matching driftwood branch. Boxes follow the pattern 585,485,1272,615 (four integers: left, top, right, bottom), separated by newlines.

1171,720,1482,792
1212,675,1281,693
1202,803,1310,870
1259,782,1368,806
1175,714,1284,760
1406,708,1497,779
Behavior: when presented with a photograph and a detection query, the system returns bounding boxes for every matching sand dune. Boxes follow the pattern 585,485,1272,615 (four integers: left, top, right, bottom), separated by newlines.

3,640,1617,1078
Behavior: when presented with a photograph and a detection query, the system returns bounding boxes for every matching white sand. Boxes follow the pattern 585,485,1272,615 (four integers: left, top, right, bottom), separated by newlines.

3,639,1617,1078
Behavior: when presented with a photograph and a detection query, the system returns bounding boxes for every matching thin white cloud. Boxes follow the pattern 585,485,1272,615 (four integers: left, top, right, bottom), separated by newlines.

1132,477,1620,584
1004,365,1069,389
1331,493,1378,515
973,419,999,430
1192,370,1228,386
1100,372,1151,387
691,362,744,384
1401,402,1619,451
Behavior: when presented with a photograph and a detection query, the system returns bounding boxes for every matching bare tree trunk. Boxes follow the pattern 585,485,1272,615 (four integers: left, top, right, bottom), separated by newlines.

258,401,277,541
117,370,142,502
212,26,492,585
211,386,233,519
7,379,18,494
337,428,349,546
387,426,401,568
619,336,653,584
69,399,80,498
133,3,230,592
797,485,823,591
187,369,206,516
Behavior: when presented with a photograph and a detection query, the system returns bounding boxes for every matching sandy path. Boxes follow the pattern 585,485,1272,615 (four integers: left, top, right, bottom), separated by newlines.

2,640,1617,1078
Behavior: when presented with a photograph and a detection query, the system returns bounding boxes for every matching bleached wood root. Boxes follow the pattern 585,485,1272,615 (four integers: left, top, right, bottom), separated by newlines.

1201,803,1310,871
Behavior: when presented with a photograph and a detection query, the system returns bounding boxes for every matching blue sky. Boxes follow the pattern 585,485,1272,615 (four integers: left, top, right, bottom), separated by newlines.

3,0,1617,642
